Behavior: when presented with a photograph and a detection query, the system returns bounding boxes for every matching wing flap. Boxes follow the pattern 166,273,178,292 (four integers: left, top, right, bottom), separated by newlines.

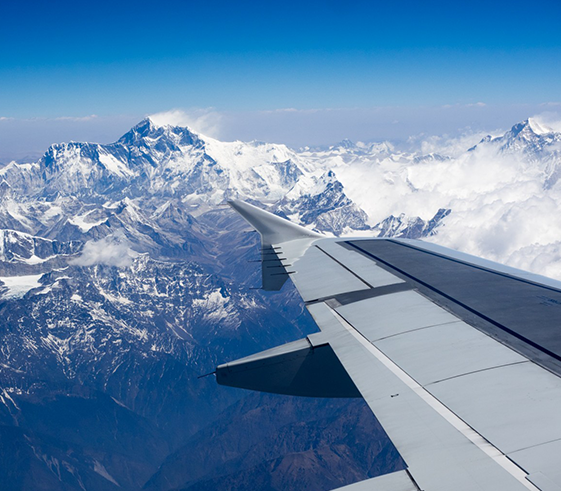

335,290,459,339
216,335,361,398
284,245,370,301
428,361,561,453
307,302,537,491
374,320,525,385
332,470,418,490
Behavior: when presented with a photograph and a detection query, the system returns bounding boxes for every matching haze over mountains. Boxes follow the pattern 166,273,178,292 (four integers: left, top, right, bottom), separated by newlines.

0,116,559,490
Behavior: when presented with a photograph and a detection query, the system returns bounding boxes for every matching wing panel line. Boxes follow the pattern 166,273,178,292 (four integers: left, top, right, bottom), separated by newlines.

347,240,561,366
366,320,464,342
324,302,540,491
424,360,530,386
315,244,373,288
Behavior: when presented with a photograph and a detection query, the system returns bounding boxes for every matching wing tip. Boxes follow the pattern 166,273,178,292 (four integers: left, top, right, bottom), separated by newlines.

228,199,322,244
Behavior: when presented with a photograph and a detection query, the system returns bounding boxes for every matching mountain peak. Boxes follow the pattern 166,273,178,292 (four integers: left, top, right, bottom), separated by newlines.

136,117,157,133
117,118,158,143
336,138,355,150
117,118,202,149
510,118,553,138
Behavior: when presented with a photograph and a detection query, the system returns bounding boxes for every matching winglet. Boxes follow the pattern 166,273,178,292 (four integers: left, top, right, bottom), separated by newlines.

228,200,322,291
228,200,322,246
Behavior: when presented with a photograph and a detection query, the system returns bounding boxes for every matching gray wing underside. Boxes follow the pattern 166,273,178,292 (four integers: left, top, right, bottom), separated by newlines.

217,200,561,491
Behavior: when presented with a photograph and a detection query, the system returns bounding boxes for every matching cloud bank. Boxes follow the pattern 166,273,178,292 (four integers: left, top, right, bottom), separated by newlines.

70,232,134,268
320,115,561,279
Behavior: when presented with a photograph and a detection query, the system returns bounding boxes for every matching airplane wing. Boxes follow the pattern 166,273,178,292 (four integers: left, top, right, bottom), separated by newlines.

216,200,561,491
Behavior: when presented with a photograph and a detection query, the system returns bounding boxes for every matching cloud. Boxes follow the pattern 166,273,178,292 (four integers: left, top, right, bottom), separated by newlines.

530,111,561,133
0,115,98,123
148,109,223,138
407,128,500,157
259,108,322,114
507,242,561,280
323,120,561,281
442,102,486,109
53,115,98,122
70,232,134,268
401,146,561,278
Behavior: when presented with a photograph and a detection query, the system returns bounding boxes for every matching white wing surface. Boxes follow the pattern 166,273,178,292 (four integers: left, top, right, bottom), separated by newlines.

216,200,561,491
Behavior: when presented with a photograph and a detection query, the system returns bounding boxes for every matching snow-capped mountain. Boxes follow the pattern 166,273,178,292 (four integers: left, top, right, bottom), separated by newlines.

0,116,454,241
470,117,561,155
0,116,560,490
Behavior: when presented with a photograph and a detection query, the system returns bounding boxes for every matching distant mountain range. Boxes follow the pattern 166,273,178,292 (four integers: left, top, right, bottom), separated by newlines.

0,116,559,489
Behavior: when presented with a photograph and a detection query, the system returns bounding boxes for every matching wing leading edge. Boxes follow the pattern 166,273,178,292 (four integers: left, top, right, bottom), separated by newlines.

216,200,561,491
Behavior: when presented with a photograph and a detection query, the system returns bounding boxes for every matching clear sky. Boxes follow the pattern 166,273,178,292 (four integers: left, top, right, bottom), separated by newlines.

1,0,561,159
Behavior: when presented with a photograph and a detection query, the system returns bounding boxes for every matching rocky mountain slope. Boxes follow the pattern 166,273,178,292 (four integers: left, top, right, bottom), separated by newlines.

0,116,559,489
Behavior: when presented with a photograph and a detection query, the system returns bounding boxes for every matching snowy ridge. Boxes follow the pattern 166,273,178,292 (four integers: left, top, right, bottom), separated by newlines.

0,117,560,273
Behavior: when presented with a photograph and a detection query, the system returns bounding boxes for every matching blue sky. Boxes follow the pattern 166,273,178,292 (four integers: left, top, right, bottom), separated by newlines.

1,0,561,159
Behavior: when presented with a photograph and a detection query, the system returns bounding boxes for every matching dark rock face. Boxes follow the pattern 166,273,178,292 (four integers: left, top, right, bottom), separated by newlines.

276,171,371,235
374,208,451,239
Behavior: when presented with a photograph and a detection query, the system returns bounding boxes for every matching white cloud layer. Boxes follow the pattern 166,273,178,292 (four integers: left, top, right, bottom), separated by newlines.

408,130,499,158
70,232,134,268
317,114,561,279
531,112,561,133
53,115,98,122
